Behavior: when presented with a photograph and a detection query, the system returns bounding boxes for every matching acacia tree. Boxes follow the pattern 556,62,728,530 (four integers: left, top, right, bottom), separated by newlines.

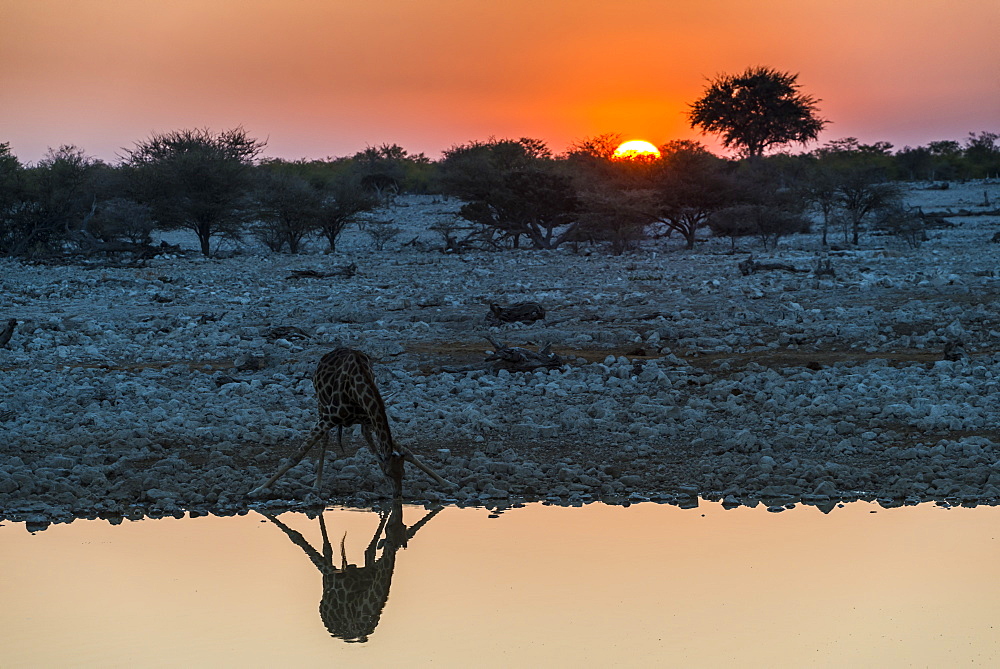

652,141,735,248
688,66,828,158
0,143,29,255
964,131,1000,178
3,145,105,256
440,138,578,249
576,187,657,254
316,177,380,252
719,161,811,250
350,143,434,196
835,169,901,246
125,127,265,256
250,170,323,253
812,139,901,245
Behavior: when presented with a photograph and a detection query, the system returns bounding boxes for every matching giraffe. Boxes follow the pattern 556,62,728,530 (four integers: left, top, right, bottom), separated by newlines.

248,347,452,499
261,503,441,642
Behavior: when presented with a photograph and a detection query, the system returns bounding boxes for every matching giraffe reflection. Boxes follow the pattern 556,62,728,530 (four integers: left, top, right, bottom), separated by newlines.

262,503,441,642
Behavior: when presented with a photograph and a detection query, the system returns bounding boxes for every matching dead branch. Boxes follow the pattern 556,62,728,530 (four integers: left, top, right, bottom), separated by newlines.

266,325,311,342
738,255,808,276
484,335,563,372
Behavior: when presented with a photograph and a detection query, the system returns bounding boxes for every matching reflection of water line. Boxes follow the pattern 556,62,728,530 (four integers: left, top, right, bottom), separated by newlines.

261,504,441,643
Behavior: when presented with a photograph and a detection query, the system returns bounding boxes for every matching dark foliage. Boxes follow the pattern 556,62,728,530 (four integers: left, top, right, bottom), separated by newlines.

125,127,265,256
576,188,657,254
441,138,578,249
317,178,380,252
0,145,107,256
651,141,737,249
250,170,323,253
689,66,828,158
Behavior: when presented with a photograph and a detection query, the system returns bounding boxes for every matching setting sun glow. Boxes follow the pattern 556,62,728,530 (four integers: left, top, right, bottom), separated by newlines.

613,140,661,160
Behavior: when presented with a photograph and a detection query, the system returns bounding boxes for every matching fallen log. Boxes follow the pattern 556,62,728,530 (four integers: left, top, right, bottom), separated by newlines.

287,263,357,280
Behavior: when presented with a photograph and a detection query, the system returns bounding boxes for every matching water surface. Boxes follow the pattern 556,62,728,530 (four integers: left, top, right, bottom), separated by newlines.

3,501,999,667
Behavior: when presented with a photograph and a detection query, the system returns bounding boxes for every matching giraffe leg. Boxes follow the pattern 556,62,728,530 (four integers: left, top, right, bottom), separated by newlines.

398,448,457,489
315,431,329,490
248,424,328,498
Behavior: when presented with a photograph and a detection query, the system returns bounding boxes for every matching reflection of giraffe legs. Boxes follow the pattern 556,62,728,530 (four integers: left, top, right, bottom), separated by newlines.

260,505,442,642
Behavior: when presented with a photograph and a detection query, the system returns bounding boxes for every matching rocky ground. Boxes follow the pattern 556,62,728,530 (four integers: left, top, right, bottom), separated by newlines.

2,181,999,524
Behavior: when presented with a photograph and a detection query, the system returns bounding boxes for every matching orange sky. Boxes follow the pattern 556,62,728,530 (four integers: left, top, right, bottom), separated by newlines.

2,0,998,163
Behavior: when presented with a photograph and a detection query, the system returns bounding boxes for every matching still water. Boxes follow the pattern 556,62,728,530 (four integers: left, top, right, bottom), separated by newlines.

2,501,999,667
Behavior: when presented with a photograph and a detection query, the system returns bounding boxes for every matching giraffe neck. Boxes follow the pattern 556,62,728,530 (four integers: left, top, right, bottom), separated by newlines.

368,400,396,454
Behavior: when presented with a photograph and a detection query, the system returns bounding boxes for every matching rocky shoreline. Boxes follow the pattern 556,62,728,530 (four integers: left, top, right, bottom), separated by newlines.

2,184,999,526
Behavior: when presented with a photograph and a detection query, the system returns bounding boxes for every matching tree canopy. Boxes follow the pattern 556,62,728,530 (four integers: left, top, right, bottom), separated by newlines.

688,66,828,158
125,127,265,256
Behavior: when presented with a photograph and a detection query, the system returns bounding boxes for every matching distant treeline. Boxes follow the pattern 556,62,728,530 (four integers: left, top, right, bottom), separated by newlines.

1,128,997,259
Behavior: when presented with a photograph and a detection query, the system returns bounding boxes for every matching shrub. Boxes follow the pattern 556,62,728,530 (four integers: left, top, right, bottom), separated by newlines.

89,198,156,245
364,218,402,251
250,171,323,253
576,188,656,254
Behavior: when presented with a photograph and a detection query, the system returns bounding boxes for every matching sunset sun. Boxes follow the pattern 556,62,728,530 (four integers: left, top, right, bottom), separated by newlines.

613,140,661,160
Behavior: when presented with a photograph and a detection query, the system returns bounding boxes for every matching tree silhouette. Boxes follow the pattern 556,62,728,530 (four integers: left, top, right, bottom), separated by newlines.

566,132,623,161
652,141,735,249
440,138,577,249
125,127,264,256
689,66,827,158
250,170,323,253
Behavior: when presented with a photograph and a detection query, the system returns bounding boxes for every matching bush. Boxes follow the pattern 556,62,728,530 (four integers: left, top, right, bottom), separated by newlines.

363,219,402,250
711,204,809,250
89,198,156,245
709,206,758,250
1,145,106,257
576,188,656,254
873,202,926,248
250,171,323,253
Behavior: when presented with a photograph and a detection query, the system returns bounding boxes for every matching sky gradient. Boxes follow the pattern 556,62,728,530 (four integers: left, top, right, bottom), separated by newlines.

2,0,998,163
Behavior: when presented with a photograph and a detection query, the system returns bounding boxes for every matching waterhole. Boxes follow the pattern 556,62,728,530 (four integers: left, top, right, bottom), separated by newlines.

3,501,999,666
